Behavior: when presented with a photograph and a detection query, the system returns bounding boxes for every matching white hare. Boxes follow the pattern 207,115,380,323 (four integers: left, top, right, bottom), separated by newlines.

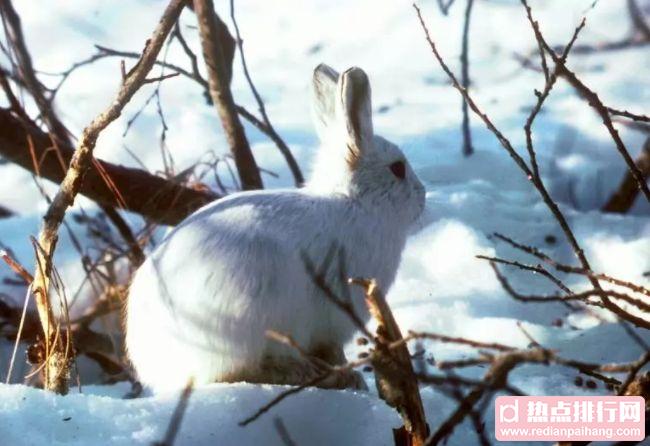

125,64,425,392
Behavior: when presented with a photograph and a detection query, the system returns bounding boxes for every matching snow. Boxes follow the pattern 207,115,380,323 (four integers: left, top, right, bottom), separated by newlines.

1,0,649,444
0,382,402,445
0,323,646,445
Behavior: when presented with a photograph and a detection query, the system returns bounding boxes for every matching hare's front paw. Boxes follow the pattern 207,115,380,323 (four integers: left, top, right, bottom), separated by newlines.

309,343,368,390
319,369,368,391
253,350,368,390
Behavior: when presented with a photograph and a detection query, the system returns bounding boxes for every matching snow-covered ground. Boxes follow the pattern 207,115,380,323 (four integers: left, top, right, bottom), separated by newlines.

0,0,649,445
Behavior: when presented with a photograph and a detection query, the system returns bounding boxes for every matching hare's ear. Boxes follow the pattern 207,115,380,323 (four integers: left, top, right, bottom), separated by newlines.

337,67,374,165
312,64,340,139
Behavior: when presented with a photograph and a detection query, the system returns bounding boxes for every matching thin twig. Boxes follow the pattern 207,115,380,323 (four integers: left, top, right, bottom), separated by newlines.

193,0,263,190
407,331,515,352
460,0,474,156
29,0,186,393
153,379,194,446
524,2,650,204
618,351,650,395
492,233,650,297
229,0,304,186
273,417,298,446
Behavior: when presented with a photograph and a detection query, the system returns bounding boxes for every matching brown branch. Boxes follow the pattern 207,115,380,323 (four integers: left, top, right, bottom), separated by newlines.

522,10,586,180
533,31,650,204
273,417,298,446
477,254,572,295
628,0,650,40
1,249,33,283
489,262,650,326
242,277,432,445
153,379,194,446
415,3,588,279
265,330,331,372
417,1,649,330
302,249,374,341
99,204,145,266
414,4,532,178
407,330,515,352
429,347,650,445
0,66,27,118
94,45,204,87
29,0,186,394
548,0,649,58
0,109,219,225
238,372,331,426
492,233,650,298
142,72,180,84
3,288,32,384
351,278,429,446
228,0,303,186
75,44,292,176
192,0,262,190
607,107,650,124
603,137,650,213
618,351,650,395
427,349,550,445
460,0,474,156
171,23,203,84
520,3,649,328
0,0,71,148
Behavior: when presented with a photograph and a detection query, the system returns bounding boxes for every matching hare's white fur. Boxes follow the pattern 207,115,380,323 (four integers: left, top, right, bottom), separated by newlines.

126,65,425,392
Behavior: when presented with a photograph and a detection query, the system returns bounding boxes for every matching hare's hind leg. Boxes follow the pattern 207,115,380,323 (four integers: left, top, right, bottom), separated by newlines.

237,345,367,389
309,343,368,390
239,354,319,386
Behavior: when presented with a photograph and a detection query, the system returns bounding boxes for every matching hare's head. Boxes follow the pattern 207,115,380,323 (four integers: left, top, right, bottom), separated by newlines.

308,64,425,224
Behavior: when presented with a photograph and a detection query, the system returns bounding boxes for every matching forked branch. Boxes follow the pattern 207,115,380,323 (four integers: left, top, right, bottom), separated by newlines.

29,0,187,394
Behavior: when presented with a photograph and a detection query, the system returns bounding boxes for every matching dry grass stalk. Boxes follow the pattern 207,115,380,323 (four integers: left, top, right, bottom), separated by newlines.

29,0,187,394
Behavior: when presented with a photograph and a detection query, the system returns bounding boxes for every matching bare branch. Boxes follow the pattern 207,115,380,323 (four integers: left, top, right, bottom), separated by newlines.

492,233,650,298
477,254,572,295
0,0,72,147
228,0,303,186
0,109,219,225
407,330,515,352
416,0,649,330
351,278,429,446
607,107,650,124
415,2,591,285
193,0,263,190
524,5,650,204
460,0,474,156
153,379,194,446
627,0,650,40
29,0,187,393
142,71,180,84
618,351,650,395
603,137,650,213
273,417,298,446
238,372,331,426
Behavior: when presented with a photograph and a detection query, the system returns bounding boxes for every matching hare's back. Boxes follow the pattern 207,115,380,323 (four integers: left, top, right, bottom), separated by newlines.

146,190,342,293
170,189,339,247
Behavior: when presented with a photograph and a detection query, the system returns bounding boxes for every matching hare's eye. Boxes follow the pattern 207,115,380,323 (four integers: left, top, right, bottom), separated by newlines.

389,161,406,180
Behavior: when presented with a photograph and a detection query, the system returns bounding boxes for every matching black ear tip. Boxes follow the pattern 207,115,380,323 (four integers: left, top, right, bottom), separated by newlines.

342,67,369,88
314,63,339,82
